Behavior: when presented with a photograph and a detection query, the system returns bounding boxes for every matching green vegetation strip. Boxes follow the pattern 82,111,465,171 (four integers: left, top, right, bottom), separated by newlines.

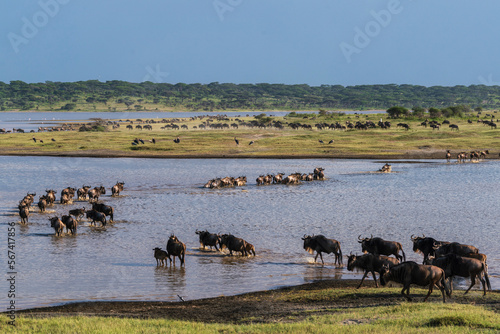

2,113,499,158
1,303,498,333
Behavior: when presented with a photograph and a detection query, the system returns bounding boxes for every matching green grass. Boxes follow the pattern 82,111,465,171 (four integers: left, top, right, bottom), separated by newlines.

2,114,499,158
1,303,498,333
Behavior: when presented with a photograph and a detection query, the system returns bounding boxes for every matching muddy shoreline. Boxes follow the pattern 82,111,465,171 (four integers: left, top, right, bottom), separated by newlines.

14,280,499,323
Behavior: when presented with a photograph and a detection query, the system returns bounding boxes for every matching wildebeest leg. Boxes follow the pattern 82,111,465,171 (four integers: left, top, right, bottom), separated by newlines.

371,270,379,288
402,285,412,301
357,270,370,289
464,275,476,295
423,283,434,302
437,281,447,303
316,252,325,265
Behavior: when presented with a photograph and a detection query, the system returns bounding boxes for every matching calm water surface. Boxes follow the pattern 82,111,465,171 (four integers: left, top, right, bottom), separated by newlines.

0,157,498,309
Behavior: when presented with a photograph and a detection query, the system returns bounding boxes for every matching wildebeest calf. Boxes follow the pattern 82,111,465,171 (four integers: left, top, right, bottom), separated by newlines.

347,253,399,288
153,247,170,266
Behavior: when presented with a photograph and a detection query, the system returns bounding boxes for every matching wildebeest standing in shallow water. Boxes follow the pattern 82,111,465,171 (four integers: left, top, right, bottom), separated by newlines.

166,235,186,266
49,217,66,236
86,210,107,227
111,182,125,197
195,230,220,251
61,215,77,235
219,234,255,257
302,235,342,266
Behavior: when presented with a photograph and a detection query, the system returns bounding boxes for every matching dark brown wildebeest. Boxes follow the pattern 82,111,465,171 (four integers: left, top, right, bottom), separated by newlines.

77,185,91,200
234,176,247,186
446,150,451,162
245,242,256,256
92,203,114,222
18,204,29,224
313,167,325,180
20,193,36,207
434,242,479,258
380,261,448,302
166,235,186,266
88,186,106,202
45,189,56,205
60,193,72,205
411,235,449,264
38,195,48,213
153,247,169,266
358,235,406,262
61,187,76,201
256,175,265,186
449,124,459,131
282,173,301,185
69,207,86,221
302,235,342,266
195,230,220,251
61,215,77,235
465,253,488,263
273,173,285,184
111,182,125,197
428,253,491,295
86,210,107,226
347,253,399,288
49,217,65,236
219,234,252,257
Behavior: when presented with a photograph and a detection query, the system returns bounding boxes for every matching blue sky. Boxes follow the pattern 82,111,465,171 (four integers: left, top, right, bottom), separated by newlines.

1,1,500,86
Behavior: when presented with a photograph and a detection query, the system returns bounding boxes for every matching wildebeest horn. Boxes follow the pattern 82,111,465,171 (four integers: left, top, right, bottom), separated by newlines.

370,234,373,239
410,234,416,240
422,233,426,238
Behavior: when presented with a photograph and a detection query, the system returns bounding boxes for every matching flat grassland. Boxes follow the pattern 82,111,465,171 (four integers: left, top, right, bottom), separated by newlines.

1,113,499,159
3,280,499,333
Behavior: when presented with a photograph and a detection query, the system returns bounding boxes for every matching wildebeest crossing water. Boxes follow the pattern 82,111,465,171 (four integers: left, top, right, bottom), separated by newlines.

2,156,499,309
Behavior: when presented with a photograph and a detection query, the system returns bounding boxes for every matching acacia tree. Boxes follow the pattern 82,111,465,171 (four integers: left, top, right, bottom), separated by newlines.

386,106,408,118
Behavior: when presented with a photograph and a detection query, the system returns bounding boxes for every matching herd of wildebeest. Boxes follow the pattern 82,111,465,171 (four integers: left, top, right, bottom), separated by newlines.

15,164,494,303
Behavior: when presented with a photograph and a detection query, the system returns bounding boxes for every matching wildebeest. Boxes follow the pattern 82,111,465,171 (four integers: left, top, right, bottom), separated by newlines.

86,210,107,226
313,167,325,180
380,261,448,302
219,234,253,256
49,217,66,236
92,203,114,222
20,193,36,207
347,253,399,288
45,189,56,205
88,186,106,202
411,235,449,264
61,187,76,202
111,182,125,197
358,235,406,262
18,204,29,224
38,195,48,213
166,235,186,266
434,242,479,258
195,230,220,251
302,235,342,265
77,185,91,200
234,176,247,186
60,193,72,205
61,215,77,235
273,173,285,184
153,247,170,266
69,207,86,221
245,242,256,256
427,253,491,295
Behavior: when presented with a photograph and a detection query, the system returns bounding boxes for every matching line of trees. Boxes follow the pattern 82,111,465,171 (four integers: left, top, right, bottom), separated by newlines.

1,80,500,111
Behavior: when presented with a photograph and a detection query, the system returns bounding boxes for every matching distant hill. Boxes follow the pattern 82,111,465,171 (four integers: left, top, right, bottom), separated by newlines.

1,80,499,112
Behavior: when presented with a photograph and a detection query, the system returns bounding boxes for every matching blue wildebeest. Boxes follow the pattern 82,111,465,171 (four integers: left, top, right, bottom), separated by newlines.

111,182,125,197
411,235,450,264
77,185,91,200
49,217,66,236
427,253,491,296
358,235,406,262
153,247,170,266
347,253,399,288
380,261,448,303
92,203,114,222
86,210,107,226
61,215,77,235
88,186,106,203
195,230,220,251
166,235,186,266
302,235,342,266
219,234,254,257
433,242,479,258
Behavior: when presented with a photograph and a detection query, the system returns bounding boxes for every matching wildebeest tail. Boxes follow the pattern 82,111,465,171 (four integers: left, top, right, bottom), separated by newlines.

338,247,343,265
483,263,492,291
441,271,451,297
399,243,406,262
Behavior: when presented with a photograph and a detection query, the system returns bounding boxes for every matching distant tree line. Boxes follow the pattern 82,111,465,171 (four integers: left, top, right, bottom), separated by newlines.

1,80,500,111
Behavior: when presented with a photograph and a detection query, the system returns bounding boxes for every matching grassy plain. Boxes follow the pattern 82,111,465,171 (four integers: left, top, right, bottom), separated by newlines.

1,113,499,159
2,281,499,333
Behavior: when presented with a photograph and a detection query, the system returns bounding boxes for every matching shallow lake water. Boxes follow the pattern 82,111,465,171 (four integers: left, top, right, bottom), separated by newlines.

1,157,498,309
